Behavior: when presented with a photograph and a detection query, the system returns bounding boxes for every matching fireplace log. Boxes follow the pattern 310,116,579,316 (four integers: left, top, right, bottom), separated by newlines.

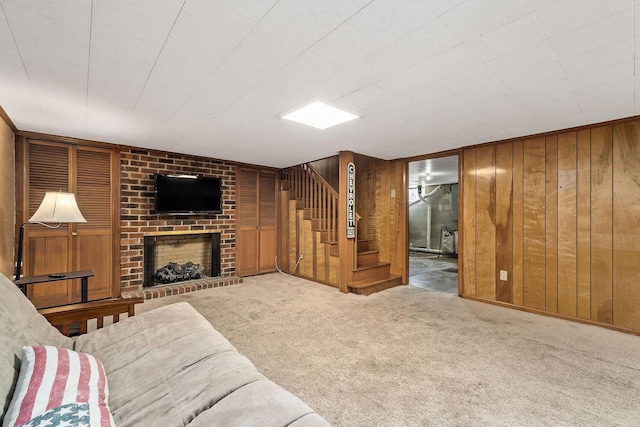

155,261,203,284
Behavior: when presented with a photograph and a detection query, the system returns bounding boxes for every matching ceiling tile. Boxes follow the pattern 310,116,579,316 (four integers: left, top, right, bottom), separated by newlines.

465,13,546,62
1,1,638,168
260,52,344,99
133,1,255,114
311,0,436,67
416,45,482,86
349,18,462,82
567,59,634,92
487,40,558,77
534,0,631,37
212,0,279,23
419,0,468,16
337,84,393,112
347,0,437,45
89,0,186,107
548,10,632,59
3,0,91,90
0,6,23,76
316,0,373,20
559,38,633,77
439,0,533,41
575,77,634,122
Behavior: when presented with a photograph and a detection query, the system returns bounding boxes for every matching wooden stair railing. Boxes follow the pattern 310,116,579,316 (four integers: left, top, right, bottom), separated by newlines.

281,164,338,243
281,163,402,295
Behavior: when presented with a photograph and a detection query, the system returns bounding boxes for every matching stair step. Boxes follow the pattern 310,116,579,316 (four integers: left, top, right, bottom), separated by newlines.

357,250,379,267
328,242,338,257
351,262,391,282
357,240,369,252
349,275,403,296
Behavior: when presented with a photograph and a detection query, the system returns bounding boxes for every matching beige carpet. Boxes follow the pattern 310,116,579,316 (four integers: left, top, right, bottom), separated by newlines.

138,273,640,426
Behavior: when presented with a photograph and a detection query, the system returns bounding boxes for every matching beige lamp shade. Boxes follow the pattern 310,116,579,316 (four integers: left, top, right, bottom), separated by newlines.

28,191,87,223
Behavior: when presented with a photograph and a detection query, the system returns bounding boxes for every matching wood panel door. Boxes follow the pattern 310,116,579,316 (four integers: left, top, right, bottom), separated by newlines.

21,139,118,308
236,167,277,276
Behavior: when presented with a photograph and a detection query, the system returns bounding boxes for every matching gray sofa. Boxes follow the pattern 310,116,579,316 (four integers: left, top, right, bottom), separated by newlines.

0,272,331,426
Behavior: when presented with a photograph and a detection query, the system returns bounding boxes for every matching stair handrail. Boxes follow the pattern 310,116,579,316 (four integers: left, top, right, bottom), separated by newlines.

305,163,338,198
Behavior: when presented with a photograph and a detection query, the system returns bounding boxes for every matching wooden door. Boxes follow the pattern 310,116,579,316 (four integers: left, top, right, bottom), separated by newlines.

236,168,259,276
258,171,277,273
25,141,74,307
236,167,277,276
22,139,117,308
75,147,115,301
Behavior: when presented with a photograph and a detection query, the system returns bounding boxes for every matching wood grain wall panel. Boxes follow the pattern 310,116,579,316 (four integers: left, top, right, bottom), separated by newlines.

522,138,546,310
613,122,640,329
475,146,496,300
545,136,558,313
495,143,513,303
460,117,640,334
512,141,524,306
590,126,613,324
378,163,392,264
556,132,577,317
576,130,591,320
390,161,407,279
462,149,476,296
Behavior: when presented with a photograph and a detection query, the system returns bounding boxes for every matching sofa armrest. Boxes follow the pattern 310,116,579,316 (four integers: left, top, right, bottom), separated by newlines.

38,297,145,336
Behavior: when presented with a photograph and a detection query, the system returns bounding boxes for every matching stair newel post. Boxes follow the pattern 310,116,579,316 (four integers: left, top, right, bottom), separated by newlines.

338,151,356,293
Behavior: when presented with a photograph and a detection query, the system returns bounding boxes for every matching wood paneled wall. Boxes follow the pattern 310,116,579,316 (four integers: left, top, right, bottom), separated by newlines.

462,119,640,332
0,117,14,277
355,154,407,281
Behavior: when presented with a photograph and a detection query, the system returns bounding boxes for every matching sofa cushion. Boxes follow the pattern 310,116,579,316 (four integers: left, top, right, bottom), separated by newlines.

74,302,330,427
0,274,72,421
2,346,114,427
187,380,331,427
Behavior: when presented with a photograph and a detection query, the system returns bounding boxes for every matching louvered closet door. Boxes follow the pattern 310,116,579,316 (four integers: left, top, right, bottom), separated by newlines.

235,168,277,276
236,168,259,276
24,140,117,308
26,142,73,307
258,171,276,273
76,147,113,300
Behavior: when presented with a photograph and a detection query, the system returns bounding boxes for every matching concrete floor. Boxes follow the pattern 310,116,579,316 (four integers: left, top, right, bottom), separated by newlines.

408,253,458,294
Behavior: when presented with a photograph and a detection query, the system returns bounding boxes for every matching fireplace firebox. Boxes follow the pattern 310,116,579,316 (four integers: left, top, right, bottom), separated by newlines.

143,232,220,287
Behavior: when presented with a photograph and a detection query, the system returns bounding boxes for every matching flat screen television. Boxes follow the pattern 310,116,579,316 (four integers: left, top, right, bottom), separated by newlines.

154,174,222,215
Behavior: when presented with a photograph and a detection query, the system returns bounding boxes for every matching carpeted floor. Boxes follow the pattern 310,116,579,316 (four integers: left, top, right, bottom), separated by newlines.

137,273,640,426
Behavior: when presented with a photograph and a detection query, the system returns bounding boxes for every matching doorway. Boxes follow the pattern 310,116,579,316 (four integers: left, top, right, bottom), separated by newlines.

407,155,459,293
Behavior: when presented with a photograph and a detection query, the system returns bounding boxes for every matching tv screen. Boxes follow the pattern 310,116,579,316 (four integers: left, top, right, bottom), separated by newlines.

154,174,222,215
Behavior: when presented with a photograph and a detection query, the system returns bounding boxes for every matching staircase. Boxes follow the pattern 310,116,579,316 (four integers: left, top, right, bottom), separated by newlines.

280,164,402,295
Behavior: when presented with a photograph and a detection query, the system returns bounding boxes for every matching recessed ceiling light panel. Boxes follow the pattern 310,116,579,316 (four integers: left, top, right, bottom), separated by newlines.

282,101,359,130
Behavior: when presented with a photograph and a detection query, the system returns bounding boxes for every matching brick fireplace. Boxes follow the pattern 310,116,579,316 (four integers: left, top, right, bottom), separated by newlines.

120,147,237,293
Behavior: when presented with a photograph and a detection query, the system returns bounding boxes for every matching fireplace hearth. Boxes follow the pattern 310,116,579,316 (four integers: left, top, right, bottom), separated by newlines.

143,232,220,287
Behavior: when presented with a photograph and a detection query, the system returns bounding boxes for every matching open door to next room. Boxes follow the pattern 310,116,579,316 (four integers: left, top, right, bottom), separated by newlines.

407,155,459,294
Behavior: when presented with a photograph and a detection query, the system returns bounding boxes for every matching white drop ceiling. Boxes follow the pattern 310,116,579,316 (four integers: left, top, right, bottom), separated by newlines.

0,0,637,168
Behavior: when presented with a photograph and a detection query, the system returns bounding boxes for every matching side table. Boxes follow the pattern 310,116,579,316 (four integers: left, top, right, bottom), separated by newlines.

14,270,95,304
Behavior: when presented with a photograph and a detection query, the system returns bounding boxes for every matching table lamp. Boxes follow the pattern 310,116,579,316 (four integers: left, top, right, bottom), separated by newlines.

14,191,87,280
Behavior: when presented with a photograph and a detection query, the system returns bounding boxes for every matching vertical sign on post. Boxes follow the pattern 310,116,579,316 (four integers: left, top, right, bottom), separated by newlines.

346,162,356,238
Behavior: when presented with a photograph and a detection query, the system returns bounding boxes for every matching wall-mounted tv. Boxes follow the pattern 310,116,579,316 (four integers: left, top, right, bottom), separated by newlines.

154,174,222,215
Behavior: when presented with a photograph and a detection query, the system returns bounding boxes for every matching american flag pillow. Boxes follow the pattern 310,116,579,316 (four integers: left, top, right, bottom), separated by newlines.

3,346,114,427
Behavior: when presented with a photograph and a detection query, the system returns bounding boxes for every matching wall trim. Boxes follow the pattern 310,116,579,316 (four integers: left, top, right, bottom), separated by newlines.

462,295,640,337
